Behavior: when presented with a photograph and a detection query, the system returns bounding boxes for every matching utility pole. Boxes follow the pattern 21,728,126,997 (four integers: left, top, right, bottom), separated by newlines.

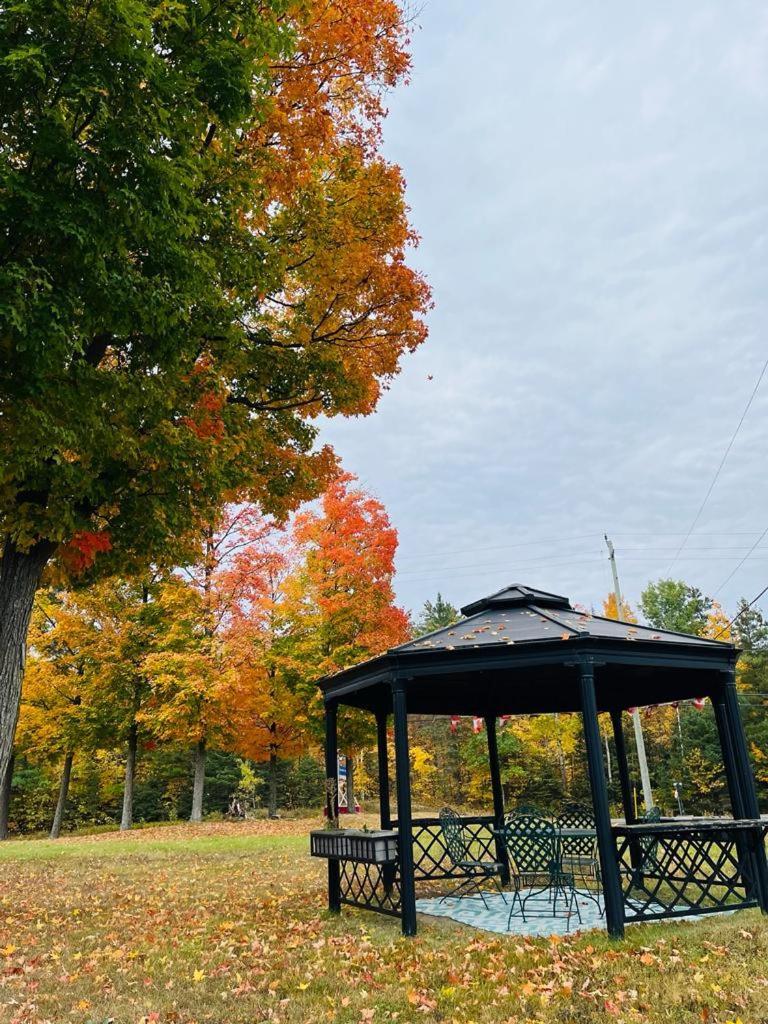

604,534,654,812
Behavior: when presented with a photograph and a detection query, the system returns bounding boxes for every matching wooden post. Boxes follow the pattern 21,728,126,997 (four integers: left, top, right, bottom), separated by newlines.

580,662,624,938
611,707,641,871
324,699,340,914
485,714,510,884
610,710,635,826
392,681,417,936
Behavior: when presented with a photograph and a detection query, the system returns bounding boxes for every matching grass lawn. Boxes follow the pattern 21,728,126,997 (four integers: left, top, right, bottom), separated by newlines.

1,820,767,1024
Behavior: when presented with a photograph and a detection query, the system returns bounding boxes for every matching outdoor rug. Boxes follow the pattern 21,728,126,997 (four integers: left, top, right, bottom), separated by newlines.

415,889,607,937
415,889,696,936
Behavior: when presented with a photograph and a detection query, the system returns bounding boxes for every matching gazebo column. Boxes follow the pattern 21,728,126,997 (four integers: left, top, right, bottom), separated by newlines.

720,672,768,913
376,708,396,897
376,709,391,828
713,692,747,819
713,689,756,901
392,680,417,936
485,715,510,885
324,698,340,914
580,662,624,938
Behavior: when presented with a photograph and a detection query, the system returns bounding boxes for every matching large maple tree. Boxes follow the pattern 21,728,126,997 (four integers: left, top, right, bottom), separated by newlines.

0,0,429,786
276,472,410,755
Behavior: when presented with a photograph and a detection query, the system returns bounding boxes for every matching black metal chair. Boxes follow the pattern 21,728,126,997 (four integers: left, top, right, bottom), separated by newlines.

556,803,602,915
500,813,581,931
438,807,507,909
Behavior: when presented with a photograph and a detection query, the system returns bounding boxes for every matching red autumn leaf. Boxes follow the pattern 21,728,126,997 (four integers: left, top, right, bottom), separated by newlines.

60,530,112,573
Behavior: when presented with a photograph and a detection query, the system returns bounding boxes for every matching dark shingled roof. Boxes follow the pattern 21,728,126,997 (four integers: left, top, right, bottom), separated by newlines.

394,583,728,655
318,583,735,716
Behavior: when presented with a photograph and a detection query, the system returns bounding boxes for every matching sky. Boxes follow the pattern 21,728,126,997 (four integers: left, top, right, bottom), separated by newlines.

319,0,768,623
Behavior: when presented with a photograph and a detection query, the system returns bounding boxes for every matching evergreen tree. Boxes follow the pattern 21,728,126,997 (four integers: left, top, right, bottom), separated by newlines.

412,593,460,637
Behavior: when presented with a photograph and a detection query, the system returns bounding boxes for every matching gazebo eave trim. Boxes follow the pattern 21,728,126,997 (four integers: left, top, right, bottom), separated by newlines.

319,635,738,703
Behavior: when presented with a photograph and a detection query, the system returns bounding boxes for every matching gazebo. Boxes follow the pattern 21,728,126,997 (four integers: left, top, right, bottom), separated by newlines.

314,584,768,936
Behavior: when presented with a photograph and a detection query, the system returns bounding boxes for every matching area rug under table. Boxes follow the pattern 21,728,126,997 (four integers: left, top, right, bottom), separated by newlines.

415,889,606,937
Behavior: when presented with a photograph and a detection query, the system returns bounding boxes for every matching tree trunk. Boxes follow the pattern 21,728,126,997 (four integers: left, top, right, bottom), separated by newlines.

120,722,138,831
50,750,74,839
268,750,278,819
0,537,55,787
190,738,206,822
0,751,14,840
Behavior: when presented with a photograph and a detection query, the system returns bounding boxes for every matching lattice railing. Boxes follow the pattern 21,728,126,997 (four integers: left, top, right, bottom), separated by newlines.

613,821,765,922
394,815,498,880
339,859,402,918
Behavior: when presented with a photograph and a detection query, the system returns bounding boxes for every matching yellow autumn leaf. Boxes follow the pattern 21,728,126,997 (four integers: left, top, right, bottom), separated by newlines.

193,969,205,983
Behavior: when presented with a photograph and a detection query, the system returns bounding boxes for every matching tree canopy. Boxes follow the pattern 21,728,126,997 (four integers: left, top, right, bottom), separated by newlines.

0,0,429,786
639,579,712,635
0,0,429,564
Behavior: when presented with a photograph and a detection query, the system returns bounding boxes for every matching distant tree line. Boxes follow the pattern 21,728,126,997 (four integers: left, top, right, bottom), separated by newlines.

1,475,408,837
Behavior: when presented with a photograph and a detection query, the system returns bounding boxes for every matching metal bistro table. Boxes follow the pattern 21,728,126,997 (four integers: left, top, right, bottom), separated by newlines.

494,820,602,928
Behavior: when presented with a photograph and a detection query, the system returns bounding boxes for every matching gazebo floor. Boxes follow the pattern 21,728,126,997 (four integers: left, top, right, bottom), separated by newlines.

416,889,662,937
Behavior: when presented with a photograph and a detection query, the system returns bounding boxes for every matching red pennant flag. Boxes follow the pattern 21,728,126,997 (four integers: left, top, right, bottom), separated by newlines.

693,697,706,710
449,715,460,734
472,717,484,734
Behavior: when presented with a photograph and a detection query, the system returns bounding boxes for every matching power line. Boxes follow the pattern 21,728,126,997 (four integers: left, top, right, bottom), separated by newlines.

396,557,605,585
398,547,608,578
713,523,768,596
400,553,768,580
714,581,768,639
666,355,768,575
395,533,598,567
396,531,768,571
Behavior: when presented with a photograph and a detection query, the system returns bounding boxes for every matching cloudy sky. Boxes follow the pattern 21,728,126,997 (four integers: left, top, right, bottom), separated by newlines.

319,0,768,622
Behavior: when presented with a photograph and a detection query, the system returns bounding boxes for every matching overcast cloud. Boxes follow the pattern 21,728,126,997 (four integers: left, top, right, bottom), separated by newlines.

319,0,768,622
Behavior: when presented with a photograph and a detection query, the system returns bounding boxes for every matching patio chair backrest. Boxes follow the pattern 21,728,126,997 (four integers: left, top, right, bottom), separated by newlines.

556,803,596,860
438,806,470,867
505,804,544,823
503,814,558,875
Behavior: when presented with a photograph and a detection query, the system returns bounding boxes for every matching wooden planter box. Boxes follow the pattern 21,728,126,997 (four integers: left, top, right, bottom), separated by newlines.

310,829,398,864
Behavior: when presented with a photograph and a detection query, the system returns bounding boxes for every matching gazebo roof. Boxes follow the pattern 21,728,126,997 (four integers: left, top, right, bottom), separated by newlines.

319,583,737,716
396,583,727,654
